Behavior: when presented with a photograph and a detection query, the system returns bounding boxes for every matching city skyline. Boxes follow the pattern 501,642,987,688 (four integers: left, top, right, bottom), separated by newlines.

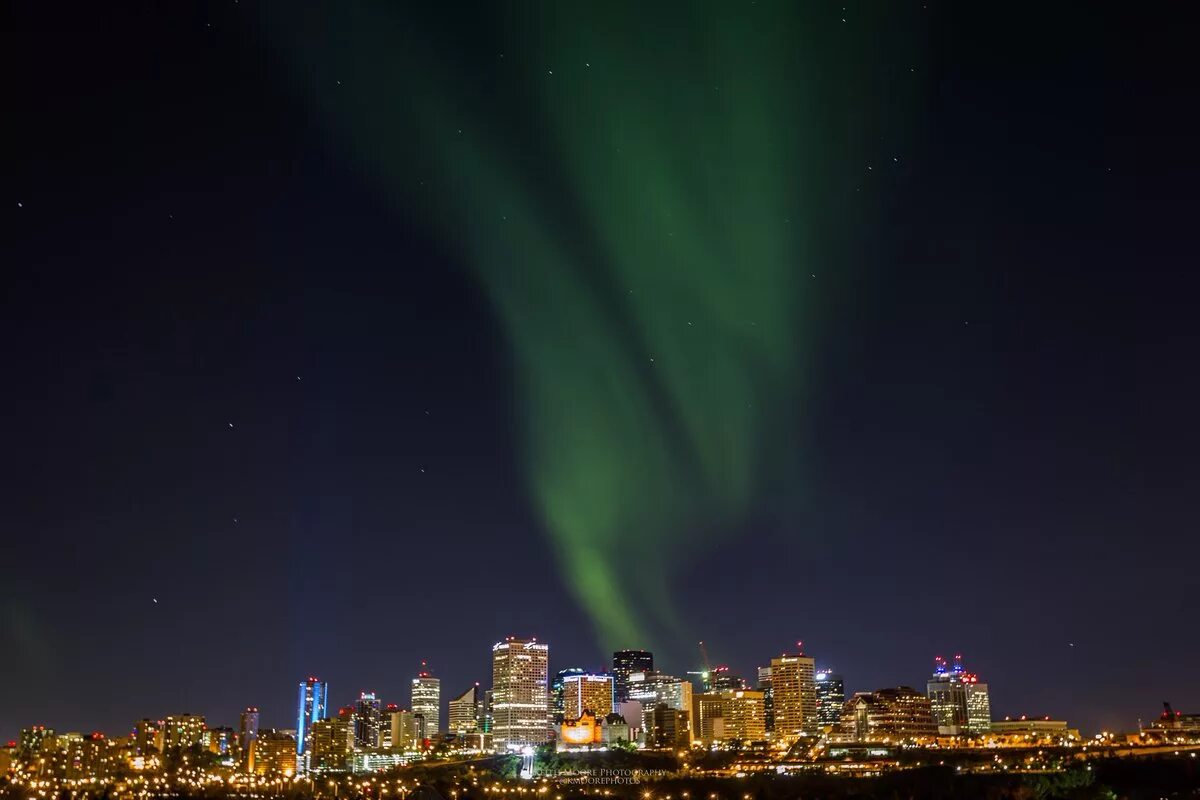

4,0,1197,757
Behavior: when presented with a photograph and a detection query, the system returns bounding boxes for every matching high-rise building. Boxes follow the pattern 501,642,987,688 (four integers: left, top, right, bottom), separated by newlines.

562,674,614,720
757,666,775,734
449,684,480,735
491,637,550,751
551,667,586,722
834,687,937,743
238,708,259,770
644,704,692,749
479,689,495,734
296,677,329,766
709,666,748,691
309,714,355,772
815,671,845,727
131,720,162,756
411,668,441,741
927,655,989,735
627,671,692,714
770,651,817,741
162,714,206,751
18,726,55,760
388,709,417,752
354,692,382,749
252,731,297,777
612,650,653,704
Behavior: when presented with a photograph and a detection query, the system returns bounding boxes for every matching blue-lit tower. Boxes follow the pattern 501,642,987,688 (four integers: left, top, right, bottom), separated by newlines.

296,676,329,767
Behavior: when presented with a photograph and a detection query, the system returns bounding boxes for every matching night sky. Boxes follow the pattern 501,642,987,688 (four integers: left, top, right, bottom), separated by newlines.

4,2,1197,741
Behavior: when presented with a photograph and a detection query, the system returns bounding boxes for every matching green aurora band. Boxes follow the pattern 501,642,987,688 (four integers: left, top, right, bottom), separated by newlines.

268,2,913,652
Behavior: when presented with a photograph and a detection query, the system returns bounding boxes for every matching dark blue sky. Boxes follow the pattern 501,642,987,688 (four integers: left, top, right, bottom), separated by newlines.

3,2,1197,741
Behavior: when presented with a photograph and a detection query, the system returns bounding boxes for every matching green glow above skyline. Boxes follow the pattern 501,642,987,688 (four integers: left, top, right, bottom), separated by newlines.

272,2,908,652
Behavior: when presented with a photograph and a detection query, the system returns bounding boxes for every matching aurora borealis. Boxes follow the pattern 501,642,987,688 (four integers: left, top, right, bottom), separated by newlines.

8,1,1198,740
269,2,914,650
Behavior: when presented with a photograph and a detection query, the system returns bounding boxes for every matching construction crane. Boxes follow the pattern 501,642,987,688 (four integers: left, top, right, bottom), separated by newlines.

686,641,713,690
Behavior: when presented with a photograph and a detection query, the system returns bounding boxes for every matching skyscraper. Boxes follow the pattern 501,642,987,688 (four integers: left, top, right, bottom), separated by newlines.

296,677,329,766
354,692,382,749
449,684,480,735
388,708,417,752
612,650,653,704
562,674,614,720
757,666,775,734
491,637,550,751
815,671,845,727
770,651,817,742
411,667,441,741
239,708,259,771
551,667,586,722
927,654,992,736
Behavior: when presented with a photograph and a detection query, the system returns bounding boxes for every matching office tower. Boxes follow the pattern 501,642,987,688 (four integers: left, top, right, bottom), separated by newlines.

757,666,775,734
479,689,495,734
562,674,614,720
411,668,441,741
296,676,329,765
491,637,550,751
770,651,817,741
354,692,382,748
203,726,239,757
612,650,653,703
815,671,845,727
964,674,991,734
162,714,206,751
551,667,586,722
644,704,692,749
309,716,355,771
709,666,748,691
131,719,162,756
252,731,298,777
238,708,259,769
17,727,55,760
835,687,937,743
723,690,767,741
927,654,990,735
388,709,417,752
449,684,480,735
627,671,693,713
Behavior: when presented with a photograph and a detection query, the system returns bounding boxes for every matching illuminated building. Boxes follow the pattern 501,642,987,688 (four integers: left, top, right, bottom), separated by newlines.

353,691,382,748
491,636,550,751
411,669,441,741
252,731,297,777
628,671,692,714
479,689,494,733
815,671,845,727
239,708,259,770
309,715,354,772
389,708,417,752
551,667,586,722
989,717,1080,744
834,687,937,743
709,666,747,691
162,714,206,751
644,704,692,749
601,713,631,745
296,676,329,767
131,719,162,756
18,726,54,759
770,652,817,741
757,666,774,734
965,677,991,734
562,673,614,719
612,650,653,703
559,711,602,748
926,655,990,735
691,690,765,744
449,684,480,735
203,726,239,757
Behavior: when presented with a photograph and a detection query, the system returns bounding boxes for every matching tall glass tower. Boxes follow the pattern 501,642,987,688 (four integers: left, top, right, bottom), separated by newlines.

611,650,653,704
296,676,329,766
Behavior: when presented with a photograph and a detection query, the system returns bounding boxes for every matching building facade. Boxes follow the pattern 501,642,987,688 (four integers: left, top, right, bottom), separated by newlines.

411,671,441,741
612,650,653,704
815,671,845,727
449,684,480,735
562,674,614,720
770,653,817,741
835,687,937,743
354,692,382,748
296,677,329,766
491,637,550,751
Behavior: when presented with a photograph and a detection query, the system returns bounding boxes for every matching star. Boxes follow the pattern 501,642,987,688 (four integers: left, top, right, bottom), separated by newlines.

228,422,234,428
296,376,301,381
153,598,158,604
16,202,22,208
